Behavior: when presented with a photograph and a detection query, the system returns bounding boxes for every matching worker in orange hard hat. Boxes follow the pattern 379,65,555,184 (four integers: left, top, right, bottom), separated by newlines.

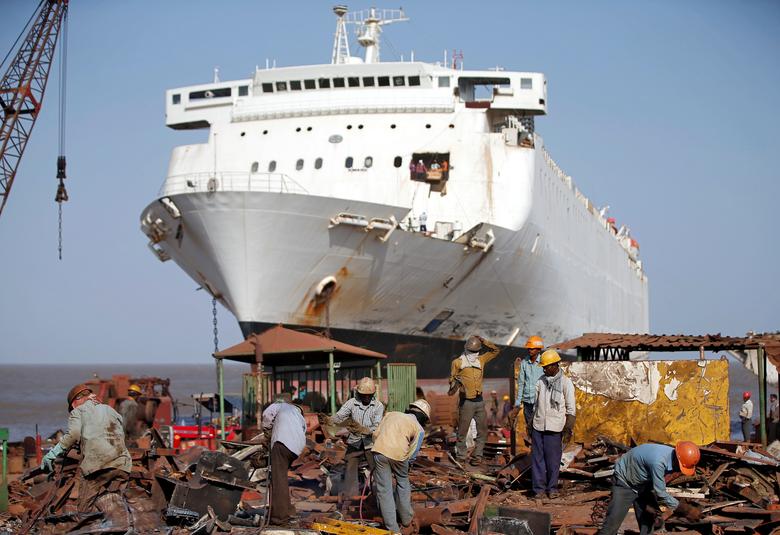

118,384,143,444
449,335,501,465
512,336,545,435
41,384,132,527
596,441,702,535
739,391,754,442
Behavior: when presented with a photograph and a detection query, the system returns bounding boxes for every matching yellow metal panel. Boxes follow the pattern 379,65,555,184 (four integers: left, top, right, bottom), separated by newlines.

514,359,730,446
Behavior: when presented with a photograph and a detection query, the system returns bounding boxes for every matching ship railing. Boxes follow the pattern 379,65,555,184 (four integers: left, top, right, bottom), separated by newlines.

159,172,309,196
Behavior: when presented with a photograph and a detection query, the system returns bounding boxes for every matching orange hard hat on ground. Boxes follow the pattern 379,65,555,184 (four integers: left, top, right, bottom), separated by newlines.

67,384,92,408
675,441,701,476
525,336,544,349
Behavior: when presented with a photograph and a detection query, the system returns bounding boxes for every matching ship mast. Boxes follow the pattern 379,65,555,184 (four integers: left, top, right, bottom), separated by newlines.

332,6,409,65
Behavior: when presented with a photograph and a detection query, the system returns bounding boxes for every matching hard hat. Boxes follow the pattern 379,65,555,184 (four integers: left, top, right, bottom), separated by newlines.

67,384,92,408
525,336,544,349
128,384,142,396
675,441,701,476
539,349,561,367
743,391,751,400
356,377,376,395
502,395,509,401
465,336,482,352
491,389,497,394
409,399,431,419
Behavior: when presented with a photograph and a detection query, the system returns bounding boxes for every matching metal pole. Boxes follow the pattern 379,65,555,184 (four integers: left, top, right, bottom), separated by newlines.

375,361,383,404
758,346,767,446
0,427,8,513
218,358,226,441
329,352,336,415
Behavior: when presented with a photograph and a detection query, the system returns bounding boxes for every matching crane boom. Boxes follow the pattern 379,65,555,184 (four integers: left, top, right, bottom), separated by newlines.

0,0,68,218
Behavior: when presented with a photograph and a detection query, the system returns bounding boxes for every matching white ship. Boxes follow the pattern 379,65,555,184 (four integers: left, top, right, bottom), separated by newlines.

141,7,649,376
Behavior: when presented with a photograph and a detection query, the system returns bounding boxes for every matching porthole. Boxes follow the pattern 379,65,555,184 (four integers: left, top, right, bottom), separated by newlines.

358,124,364,130
296,127,301,132
347,125,353,130
393,156,402,168
296,159,304,170
390,124,396,129
240,132,246,137
364,156,373,168
449,124,455,129
268,160,277,172
307,126,312,131
263,130,268,135
425,124,431,129
345,157,353,169
251,162,259,173
315,158,323,169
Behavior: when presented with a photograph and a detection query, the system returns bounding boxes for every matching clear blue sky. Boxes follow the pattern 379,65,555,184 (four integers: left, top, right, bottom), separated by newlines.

0,1,777,364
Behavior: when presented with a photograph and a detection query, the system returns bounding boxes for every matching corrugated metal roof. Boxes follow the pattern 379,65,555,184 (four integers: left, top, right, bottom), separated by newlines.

213,324,387,364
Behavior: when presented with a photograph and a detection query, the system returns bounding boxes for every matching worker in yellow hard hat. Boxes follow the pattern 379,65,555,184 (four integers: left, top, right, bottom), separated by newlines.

118,384,142,444
596,441,702,535
329,377,384,496
513,336,545,434
530,350,576,499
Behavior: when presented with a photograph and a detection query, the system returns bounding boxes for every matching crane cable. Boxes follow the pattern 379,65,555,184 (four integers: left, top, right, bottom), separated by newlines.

55,5,69,260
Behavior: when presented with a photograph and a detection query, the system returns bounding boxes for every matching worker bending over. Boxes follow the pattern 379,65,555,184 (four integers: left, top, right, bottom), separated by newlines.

449,335,500,465
331,377,384,496
597,442,702,535
263,396,307,525
531,350,575,498
514,336,545,434
372,400,430,534
41,384,133,527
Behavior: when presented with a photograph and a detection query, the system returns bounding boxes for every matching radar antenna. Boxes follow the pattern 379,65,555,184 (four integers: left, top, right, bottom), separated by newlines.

331,5,351,64
333,6,409,64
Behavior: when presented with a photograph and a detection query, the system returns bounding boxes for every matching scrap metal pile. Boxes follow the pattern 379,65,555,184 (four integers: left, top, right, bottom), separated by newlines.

4,421,780,535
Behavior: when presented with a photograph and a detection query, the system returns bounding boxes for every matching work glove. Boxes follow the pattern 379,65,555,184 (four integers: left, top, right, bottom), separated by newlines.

675,500,703,522
562,414,575,445
41,443,64,473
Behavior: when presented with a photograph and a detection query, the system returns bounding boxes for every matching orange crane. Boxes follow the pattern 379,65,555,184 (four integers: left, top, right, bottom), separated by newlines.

0,0,69,242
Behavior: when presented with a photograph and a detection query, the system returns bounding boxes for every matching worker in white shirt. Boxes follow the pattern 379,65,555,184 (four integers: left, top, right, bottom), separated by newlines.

739,391,753,442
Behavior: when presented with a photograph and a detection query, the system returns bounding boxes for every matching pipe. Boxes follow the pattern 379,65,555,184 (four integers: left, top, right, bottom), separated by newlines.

413,505,451,527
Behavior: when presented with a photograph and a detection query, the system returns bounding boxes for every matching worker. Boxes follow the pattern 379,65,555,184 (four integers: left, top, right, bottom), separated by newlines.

419,211,428,232
330,377,384,496
739,391,753,442
501,394,512,425
514,336,545,434
41,384,132,527
448,335,500,465
596,442,702,535
372,399,430,534
118,383,142,443
530,349,575,498
768,393,779,443
488,390,499,427
263,395,307,525
415,159,427,180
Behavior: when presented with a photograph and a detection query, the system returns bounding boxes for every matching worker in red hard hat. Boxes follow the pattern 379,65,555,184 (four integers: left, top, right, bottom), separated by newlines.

448,335,501,465
739,391,754,442
41,384,132,527
596,441,702,535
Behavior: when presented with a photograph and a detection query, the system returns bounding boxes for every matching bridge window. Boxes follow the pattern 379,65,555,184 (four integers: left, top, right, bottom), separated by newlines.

189,87,231,99
378,76,390,87
296,159,304,170
333,77,346,88
521,78,533,89
268,160,277,172
348,77,360,87
318,78,331,89
290,80,302,91
393,156,402,168
363,76,375,87
364,156,373,168
262,83,273,93
315,158,323,169
238,85,249,96
172,93,181,104
438,76,450,88
408,76,421,86
393,76,405,86
304,79,316,89
251,162,259,173
275,81,287,91
345,157,353,169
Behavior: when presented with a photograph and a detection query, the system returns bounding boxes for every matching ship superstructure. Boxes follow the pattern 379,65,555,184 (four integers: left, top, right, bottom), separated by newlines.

141,7,648,375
